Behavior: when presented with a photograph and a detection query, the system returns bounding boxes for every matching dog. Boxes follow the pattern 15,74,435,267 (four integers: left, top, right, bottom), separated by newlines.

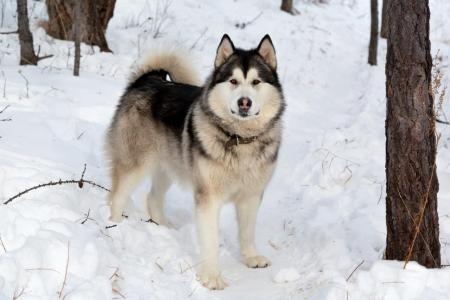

105,34,285,290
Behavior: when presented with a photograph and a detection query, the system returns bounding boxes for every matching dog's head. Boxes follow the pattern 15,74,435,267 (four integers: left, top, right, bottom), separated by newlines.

204,34,284,134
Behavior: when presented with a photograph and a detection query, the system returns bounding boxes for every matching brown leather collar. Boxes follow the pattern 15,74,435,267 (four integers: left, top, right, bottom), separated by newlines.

224,134,258,150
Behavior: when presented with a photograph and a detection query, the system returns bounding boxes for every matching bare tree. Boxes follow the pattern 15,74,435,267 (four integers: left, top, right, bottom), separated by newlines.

281,0,293,14
73,0,80,76
44,0,116,52
368,0,378,65
380,0,388,39
17,0,38,65
385,0,440,268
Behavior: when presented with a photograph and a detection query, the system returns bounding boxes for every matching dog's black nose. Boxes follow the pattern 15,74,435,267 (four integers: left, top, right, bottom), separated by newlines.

238,97,252,115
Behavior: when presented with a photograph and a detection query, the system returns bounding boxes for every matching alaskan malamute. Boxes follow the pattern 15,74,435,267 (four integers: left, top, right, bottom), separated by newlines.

106,34,285,289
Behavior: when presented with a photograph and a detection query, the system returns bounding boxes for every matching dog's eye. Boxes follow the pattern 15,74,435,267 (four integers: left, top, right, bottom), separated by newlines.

252,79,261,85
229,79,238,85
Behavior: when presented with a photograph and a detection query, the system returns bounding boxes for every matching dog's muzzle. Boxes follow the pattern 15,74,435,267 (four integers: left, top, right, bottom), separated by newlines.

237,97,252,117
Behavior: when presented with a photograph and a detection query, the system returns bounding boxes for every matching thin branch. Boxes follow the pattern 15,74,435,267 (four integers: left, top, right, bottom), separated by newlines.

18,70,29,98
235,11,263,29
0,104,9,114
37,54,54,62
3,164,110,205
0,30,18,34
346,260,364,281
0,234,7,252
189,28,208,50
79,163,87,187
403,136,439,268
112,288,126,299
397,188,437,267
142,218,159,226
436,118,450,125
12,286,26,300
0,104,11,121
58,241,70,299
25,267,60,273
81,208,91,224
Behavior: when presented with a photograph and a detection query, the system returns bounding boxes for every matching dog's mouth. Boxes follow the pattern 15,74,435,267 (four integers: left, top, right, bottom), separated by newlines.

231,109,260,118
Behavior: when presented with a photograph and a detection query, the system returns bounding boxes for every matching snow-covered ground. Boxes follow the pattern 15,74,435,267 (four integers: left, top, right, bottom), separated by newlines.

1,0,450,299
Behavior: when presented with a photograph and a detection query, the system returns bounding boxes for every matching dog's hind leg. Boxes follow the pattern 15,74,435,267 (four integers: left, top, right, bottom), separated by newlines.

236,194,272,268
147,169,171,226
109,165,146,222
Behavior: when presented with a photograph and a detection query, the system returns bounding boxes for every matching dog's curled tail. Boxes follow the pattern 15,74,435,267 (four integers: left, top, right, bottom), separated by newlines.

130,47,201,86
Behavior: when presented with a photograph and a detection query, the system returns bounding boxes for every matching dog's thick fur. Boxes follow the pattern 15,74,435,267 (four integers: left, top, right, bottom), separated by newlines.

106,34,285,290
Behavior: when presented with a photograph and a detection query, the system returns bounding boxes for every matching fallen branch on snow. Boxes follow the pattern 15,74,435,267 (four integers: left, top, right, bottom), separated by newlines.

3,164,110,205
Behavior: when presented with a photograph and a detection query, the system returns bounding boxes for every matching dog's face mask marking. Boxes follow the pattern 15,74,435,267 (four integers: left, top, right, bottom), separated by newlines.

207,35,282,125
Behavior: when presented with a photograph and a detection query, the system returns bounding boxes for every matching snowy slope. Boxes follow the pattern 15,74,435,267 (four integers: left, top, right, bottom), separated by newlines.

1,0,450,299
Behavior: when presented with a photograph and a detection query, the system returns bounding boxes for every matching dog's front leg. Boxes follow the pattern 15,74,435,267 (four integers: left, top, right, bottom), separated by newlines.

236,194,271,268
195,190,227,290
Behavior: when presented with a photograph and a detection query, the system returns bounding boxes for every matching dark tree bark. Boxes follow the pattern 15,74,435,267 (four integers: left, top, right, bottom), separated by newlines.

380,0,388,38
44,0,115,52
368,0,378,65
385,0,440,268
73,0,80,76
17,0,38,65
281,0,293,14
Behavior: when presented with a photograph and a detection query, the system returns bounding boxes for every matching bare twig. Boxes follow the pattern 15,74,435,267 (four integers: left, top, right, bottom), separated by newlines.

235,11,263,29
142,218,159,226
3,164,110,205
0,30,18,34
18,70,29,98
0,104,11,121
346,260,364,281
26,267,60,273
436,118,450,125
403,157,438,268
58,241,70,299
112,288,126,299
76,131,85,140
150,0,172,39
377,182,384,204
13,286,26,300
0,234,7,252
0,104,9,114
37,54,54,62
81,208,91,224
180,260,202,275
189,28,208,50
397,189,437,267
155,261,164,271
109,267,120,280
2,74,6,98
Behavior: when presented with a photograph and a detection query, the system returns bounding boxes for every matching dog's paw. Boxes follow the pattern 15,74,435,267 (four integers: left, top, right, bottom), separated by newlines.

198,272,227,290
244,255,271,268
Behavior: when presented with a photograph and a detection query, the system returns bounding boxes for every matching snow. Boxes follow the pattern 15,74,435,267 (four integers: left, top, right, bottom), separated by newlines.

0,0,450,299
273,268,301,283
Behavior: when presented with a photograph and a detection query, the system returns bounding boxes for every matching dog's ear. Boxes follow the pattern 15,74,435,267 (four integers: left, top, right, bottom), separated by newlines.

257,35,277,70
215,34,235,68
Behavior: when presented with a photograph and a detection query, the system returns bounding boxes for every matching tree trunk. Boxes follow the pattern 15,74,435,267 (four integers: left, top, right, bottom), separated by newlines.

44,0,115,52
380,0,388,38
368,0,378,65
17,0,38,65
73,0,80,76
281,0,293,14
385,0,440,268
